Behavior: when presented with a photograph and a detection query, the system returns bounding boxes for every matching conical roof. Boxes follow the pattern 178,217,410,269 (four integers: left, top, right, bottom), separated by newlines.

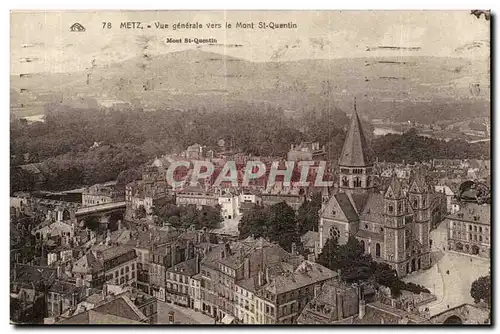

339,105,372,167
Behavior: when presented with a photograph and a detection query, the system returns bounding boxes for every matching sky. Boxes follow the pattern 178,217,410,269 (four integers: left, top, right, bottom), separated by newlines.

10,10,490,74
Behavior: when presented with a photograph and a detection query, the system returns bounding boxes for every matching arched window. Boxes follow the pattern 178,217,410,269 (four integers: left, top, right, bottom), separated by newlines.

388,204,394,213
342,177,349,187
375,243,381,257
360,240,365,253
354,177,361,188
398,203,402,214
413,199,418,208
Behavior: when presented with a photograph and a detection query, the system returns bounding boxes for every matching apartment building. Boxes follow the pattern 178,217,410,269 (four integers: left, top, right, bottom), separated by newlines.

447,203,491,258
199,237,337,324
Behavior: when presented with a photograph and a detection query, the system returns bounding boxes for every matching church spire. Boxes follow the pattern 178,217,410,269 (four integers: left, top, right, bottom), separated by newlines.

338,98,373,167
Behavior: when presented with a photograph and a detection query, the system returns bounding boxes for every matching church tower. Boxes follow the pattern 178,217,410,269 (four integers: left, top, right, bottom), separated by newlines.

338,98,374,194
408,169,432,270
383,176,410,276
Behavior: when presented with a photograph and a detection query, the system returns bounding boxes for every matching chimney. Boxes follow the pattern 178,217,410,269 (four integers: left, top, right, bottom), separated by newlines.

102,284,108,297
337,291,344,320
220,249,225,259
258,271,263,286
358,299,366,319
185,241,191,260
265,266,269,283
171,245,176,267
244,257,250,279
291,242,297,255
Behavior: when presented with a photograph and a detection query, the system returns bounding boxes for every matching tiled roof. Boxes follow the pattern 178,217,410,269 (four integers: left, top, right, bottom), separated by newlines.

349,193,370,214
356,229,384,242
387,175,404,198
359,193,385,222
73,252,103,274
167,258,199,277
448,203,490,224
48,280,85,296
297,280,358,324
339,110,372,167
261,261,337,295
101,245,135,261
58,311,90,324
92,295,148,322
335,193,359,222
12,264,57,286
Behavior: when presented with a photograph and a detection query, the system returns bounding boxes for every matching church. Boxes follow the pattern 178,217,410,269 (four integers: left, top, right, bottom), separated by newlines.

318,103,433,278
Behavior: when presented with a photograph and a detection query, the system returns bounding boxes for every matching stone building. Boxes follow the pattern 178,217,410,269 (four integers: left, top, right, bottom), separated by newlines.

447,203,491,258
319,105,435,277
198,237,337,324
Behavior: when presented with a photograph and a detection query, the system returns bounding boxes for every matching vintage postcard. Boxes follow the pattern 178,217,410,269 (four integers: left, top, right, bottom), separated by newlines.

10,10,491,325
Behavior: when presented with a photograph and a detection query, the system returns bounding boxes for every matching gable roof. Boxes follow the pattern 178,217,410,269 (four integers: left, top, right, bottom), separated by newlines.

339,109,372,167
92,295,148,322
409,168,430,193
321,191,363,223
335,193,359,222
72,252,103,274
385,175,404,199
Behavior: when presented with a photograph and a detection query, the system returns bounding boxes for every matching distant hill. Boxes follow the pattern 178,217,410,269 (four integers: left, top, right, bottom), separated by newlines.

11,50,490,123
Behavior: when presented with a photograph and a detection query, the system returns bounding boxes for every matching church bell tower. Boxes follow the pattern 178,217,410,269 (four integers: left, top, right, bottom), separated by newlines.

338,98,374,194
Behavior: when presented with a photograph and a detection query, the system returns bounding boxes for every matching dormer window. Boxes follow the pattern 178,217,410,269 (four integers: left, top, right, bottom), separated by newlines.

388,205,394,213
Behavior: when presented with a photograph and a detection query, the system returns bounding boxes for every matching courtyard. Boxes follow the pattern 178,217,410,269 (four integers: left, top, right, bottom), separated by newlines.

403,219,490,316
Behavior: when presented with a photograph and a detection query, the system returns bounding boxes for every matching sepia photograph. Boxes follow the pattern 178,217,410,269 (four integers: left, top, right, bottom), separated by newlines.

9,10,491,325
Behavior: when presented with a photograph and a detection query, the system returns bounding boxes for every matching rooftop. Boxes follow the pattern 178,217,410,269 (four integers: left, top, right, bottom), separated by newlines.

339,107,372,167
448,202,490,224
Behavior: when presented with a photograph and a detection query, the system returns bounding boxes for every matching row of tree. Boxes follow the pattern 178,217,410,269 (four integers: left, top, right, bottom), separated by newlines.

238,194,322,252
151,202,223,230
317,236,430,298
10,103,490,194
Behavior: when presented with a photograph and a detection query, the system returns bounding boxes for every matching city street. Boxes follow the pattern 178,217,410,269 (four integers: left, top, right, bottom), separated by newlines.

157,301,214,324
403,220,490,315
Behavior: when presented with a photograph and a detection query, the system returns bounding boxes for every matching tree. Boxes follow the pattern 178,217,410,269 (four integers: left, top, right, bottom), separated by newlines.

84,216,100,231
317,237,340,270
238,206,270,240
116,168,142,189
317,234,429,297
135,205,147,219
297,193,322,235
197,205,222,229
267,202,299,252
471,275,491,307
238,202,301,252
